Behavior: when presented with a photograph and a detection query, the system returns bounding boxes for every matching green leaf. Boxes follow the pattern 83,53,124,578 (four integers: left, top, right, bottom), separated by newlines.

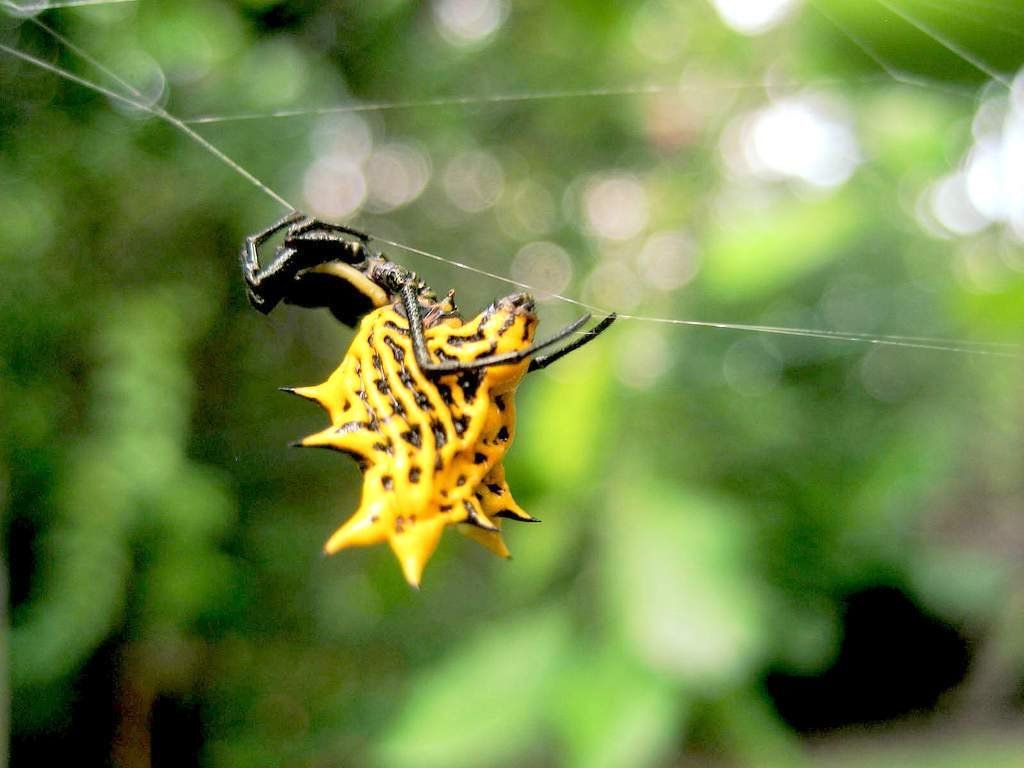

550,642,685,768
517,343,615,491
820,733,1024,768
701,195,859,301
602,481,768,690
375,607,570,768
910,546,1010,625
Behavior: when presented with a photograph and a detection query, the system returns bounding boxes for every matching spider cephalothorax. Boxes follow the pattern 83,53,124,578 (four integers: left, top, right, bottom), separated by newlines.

242,212,616,584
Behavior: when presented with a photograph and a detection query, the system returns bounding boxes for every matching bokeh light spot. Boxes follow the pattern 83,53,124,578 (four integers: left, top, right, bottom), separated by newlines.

953,241,1014,293
615,325,671,390
583,174,650,241
722,94,860,189
585,259,645,311
303,158,366,220
927,172,989,237
510,241,573,299
630,2,689,62
637,231,700,290
722,338,781,396
242,39,308,108
365,142,431,213
432,0,507,47
709,0,801,35
443,149,504,213
106,49,167,119
310,114,374,167
920,69,1024,243
497,179,557,238
859,347,914,403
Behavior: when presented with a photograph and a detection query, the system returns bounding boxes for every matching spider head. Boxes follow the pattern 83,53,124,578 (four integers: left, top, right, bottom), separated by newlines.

488,291,538,333
472,292,539,388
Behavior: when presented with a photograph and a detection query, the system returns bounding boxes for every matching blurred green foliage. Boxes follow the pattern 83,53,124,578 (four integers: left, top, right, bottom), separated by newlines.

2,1,1024,766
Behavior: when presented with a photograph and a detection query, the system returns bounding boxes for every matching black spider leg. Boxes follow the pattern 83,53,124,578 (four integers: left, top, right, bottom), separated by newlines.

397,282,607,375
241,211,304,312
284,218,373,246
241,213,374,314
527,313,617,372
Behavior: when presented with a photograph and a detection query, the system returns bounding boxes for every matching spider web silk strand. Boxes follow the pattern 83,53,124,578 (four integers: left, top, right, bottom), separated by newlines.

3,23,1021,360
0,42,296,212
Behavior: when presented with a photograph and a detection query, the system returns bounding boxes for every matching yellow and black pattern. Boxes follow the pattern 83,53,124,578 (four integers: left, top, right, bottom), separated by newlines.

290,295,539,586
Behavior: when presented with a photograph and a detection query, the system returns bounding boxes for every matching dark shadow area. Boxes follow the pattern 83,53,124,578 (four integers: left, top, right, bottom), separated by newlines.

8,515,37,608
152,694,204,768
765,586,972,732
12,642,204,767
12,637,119,766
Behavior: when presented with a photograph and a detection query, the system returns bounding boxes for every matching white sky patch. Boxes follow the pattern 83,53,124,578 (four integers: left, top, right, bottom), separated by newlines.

927,172,989,237
967,85,1024,240
923,69,1024,242
966,143,1008,222
709,0,801,36
723,94,860,189
583,173,650,241
432,0,507,47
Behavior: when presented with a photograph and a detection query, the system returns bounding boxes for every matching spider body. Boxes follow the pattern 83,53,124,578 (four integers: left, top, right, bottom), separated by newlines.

242,212,616,584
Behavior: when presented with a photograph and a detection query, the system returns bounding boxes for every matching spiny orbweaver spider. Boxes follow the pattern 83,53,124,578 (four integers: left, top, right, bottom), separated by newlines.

243,213,616,586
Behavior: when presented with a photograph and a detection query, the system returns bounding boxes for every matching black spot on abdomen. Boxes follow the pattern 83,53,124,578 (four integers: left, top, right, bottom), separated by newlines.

400,426,422,447
431,420,448,449
458,371,482,402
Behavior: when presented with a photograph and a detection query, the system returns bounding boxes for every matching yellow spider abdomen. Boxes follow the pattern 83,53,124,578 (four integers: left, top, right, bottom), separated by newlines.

292,296,539,586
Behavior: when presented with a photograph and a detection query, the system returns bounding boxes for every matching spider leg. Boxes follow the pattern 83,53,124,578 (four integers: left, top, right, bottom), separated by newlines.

417,313,593,373
399,280,601,375
527,312,617,372
241,211,305,313
399,281,439,371
291,220,372,242
241,211,303,282
283,219,373,249
242,213,375,314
